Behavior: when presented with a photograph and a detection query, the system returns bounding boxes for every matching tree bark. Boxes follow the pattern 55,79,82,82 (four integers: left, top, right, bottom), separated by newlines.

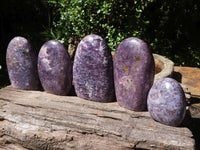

0,86,195,150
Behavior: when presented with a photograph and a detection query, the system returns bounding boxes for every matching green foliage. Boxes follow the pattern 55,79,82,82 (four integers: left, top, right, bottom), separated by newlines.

47,0,153,51
48,0,200,67
144,0,200,67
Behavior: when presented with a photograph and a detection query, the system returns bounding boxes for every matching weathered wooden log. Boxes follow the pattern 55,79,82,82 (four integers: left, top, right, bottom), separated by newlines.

0,86,195,150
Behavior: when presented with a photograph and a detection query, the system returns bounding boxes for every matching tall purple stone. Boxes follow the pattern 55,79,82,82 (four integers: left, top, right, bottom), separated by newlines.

38,40,72,95
6,36,40,90
73,34,115,102
114,37,155,111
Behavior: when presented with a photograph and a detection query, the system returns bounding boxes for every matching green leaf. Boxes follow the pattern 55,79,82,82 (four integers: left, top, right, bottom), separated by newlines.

97,9,101,14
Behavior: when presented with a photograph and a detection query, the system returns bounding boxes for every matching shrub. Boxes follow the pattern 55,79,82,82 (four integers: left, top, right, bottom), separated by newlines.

47,0,153,50
47,0,200,67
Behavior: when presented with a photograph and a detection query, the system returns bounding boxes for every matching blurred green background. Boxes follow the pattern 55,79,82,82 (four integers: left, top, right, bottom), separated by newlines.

1,0,200,88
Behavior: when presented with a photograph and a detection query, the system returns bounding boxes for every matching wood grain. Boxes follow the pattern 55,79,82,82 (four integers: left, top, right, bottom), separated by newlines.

0,86,195,150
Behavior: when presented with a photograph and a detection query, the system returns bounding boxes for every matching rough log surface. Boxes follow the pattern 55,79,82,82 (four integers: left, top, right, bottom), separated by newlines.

0,86,195,150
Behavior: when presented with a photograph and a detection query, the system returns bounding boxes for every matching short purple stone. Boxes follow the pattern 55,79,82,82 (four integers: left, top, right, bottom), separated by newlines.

147,78,186,126
38,40,72,95
73,34,115,102
6,36,40,90
114,37,155,111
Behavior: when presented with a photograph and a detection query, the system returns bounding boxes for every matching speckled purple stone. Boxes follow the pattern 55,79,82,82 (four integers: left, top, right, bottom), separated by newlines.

147,78,186,126
114,37,155,111
38,40,72,95
6,36,40,90
73,34,115,102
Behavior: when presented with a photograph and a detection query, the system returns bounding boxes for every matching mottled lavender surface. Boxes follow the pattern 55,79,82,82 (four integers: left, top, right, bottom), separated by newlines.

73,34,115,102
6,36,40,90
147,78,186,126
38,40,72,95
114,37,155,111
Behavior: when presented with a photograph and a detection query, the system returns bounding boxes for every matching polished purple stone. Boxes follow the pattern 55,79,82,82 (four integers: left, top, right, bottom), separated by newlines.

114,37,155,111
6,36,40,90
38,40,72,95
147,78,186,126
73,34,115,102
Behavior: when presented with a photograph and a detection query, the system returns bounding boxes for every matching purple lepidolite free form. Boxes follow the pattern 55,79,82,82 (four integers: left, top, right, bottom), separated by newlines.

114,37,155,111
73,34,115,102
147,78,186,126
6,36,40,90
38,40,72,95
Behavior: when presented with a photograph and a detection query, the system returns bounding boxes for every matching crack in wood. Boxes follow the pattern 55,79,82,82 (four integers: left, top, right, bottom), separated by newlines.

90,113,123,121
